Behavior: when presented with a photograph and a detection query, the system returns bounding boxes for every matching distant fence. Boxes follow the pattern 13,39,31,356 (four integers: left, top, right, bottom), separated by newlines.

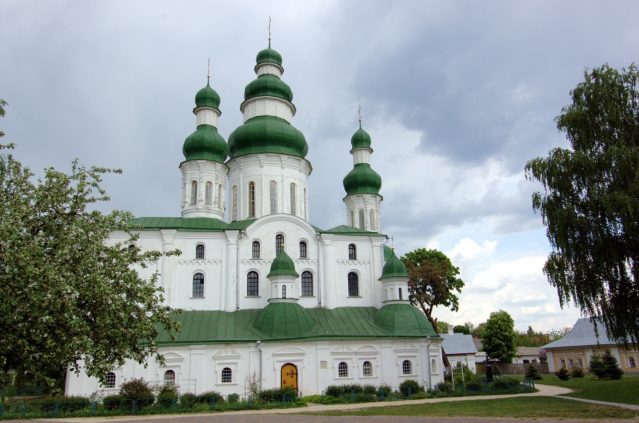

476,362,549,375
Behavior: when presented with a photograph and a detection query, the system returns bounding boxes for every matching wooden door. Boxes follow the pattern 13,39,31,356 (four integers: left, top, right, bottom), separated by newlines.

281,363,298,390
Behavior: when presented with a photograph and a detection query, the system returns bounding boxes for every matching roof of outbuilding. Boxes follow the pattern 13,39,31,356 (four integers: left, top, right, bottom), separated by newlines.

440,333,478,355
542,317,623,349
155,306,438,344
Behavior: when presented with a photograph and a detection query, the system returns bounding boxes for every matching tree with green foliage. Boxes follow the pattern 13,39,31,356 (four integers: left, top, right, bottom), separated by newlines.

482,310,517,363
525,64,639,347
401,248,465,332
590,350,624,380
453,324,471,335
0,98,7,138
0,139,180,391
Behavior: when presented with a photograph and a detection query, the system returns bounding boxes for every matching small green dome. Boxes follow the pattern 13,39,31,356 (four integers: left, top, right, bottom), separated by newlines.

343,163,382,196
244,74,293,103
268,251,299,278
195,83,220,109
253,302,316,339
374,304,437,336
351,128,372,149
256,47,283,67
183,124,228,163
379,250,409,280
228,115,308,159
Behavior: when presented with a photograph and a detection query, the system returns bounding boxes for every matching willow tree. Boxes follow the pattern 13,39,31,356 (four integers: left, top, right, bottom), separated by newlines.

526,64,639,346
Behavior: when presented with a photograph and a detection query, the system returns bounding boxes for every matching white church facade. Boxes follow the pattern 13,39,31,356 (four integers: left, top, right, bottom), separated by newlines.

65,42,443,397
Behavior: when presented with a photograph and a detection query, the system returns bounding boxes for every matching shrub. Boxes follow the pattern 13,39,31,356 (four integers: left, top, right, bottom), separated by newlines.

602,350,624,379
490,376,520,391
571,367,584,378
525,364,542,380
589,354,606,378
33,396,91,413
362,384,377,395
325,384,363,398
103,394,126,410
179,393,197,408
259,387,297,402
465,380,483,392
377,385,392,398
119,378,154,408
436,381,453,393
555,367,570,381
227,393,239,403
156,386,178,408
196,391,224,405
399,380,423,397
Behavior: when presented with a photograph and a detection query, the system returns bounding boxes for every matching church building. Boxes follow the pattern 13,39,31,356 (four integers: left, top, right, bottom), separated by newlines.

65,41,443,397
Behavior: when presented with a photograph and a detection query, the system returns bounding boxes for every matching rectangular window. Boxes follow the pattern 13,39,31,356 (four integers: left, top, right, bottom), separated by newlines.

290,183,297,215
248,182,256,218
270,181,277,214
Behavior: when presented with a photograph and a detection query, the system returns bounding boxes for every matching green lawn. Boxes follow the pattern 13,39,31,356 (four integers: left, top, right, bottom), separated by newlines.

306,397,638,419
534,374,639,405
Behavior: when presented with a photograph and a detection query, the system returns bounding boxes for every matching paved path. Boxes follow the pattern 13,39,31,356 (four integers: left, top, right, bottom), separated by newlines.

5,384,638,423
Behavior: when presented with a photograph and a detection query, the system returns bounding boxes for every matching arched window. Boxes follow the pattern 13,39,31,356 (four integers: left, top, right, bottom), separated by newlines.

338,362,348,378
221,367,232,383
248,181,256,218
348,272,359,297
290,183,297,215
190,181,198,206
247,271,259,297
369,209,376,231
192,273,204,298
105,372,116,388
348,244,357,260
431,358,437,372
164,369,175,385
350,211,355,227
196,244,205,259
299,241,307,258
282,285,287,299
359,209,365,230
216,184,222,207
362,361,373,377
402,360,412,375
252,241,261,259
276,234,284,254
301,271,313,297
399,287,403,300
205,181,213,205
270,180,277,214
232,186,238,220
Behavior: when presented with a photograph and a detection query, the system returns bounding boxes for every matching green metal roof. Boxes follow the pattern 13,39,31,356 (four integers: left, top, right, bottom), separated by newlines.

228,115,308,159
127,217,257,232
351,127,372,149
156,305,436,344
195,83,221,109
267,251,299,278
256,47,283,67
319,225,385,236
383,245,393,261
182,124,229,163
379,249,409,280
244,74,293,103
343,163,382,196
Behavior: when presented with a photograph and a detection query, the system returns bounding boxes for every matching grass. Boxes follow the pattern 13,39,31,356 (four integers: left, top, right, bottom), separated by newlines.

532,374,639,405
305,396,638,419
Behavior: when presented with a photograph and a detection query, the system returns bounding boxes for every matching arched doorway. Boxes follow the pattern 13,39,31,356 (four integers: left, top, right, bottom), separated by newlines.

281,363,298,390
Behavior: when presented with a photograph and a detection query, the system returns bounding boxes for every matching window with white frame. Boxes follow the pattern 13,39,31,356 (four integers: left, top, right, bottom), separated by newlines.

221,367,232,383
348,272,359,297
247,271,259,297
359,209,365,229
276,234,284,254
299,241,307,258
192,273,204,298
301,271,313,297
105,372,116,388
205,181,213,205
216,184,222,207
252,241,261,259
196,244,205,259
248,181,256,218
431,358,437,372
290,183,297,215
402,360,412,375
282,285,287,299
232,186,238,220
362,361,373,377
338,361,348,378
190,181,198,206
270,180,277,214
164,370,175,385
369,209,376,231
348,244,357,260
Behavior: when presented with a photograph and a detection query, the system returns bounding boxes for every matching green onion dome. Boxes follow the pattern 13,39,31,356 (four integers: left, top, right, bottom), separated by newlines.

268,250,299,278
256,47,283,67
351,128,372,149
253,302,316,339
183,124,228,163
228,115,308,159
343,163,382,196
244,74,293,103
379,250,409,280
374,304,437,336
194,83,220,109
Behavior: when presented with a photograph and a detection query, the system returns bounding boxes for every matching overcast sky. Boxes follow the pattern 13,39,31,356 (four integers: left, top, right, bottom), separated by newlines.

2,0,638,332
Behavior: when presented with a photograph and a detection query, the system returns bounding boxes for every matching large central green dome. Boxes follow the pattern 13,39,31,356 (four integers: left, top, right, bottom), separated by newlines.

228,115,308,159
